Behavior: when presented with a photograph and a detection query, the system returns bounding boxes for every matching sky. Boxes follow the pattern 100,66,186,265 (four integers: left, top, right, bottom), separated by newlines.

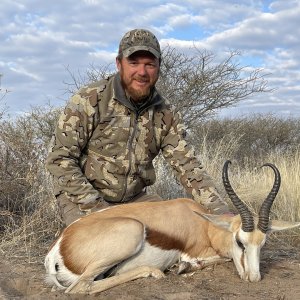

1,0,300,118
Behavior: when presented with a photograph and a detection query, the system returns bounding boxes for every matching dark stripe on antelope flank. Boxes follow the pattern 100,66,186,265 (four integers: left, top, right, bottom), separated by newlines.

146,228,185,251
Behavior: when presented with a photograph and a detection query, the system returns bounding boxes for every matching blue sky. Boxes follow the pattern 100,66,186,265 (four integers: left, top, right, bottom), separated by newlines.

1,0,300,118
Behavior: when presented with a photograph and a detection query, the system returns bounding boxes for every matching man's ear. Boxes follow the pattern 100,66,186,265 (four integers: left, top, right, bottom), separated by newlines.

116,57,121,71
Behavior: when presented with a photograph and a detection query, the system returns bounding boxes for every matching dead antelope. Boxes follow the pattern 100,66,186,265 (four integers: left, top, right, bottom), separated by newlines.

45,161,300,294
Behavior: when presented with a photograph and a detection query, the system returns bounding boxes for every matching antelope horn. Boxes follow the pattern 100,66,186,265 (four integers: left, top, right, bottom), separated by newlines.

257,163,281,233
222,160,254,232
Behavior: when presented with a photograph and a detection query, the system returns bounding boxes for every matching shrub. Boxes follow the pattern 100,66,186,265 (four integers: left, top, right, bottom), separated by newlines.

0,107,299,262
190,114,300,163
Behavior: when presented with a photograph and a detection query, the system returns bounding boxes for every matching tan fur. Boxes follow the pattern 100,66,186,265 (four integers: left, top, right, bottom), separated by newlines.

61,217,145,275
248,228,266,245
45,197,300,294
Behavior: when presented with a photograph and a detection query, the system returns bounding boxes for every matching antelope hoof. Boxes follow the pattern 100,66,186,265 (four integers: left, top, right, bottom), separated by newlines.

150,269,166,279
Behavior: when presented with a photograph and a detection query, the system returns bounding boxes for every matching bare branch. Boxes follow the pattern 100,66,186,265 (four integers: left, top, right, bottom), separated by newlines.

157,47,272,127
0,73,9,120
63,63,116,95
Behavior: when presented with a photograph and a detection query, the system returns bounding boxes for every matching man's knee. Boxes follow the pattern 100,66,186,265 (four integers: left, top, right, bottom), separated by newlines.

56,194,112,226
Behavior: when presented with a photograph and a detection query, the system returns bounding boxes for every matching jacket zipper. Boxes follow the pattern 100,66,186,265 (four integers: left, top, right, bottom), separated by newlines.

120,112,139,202
118,93,161,202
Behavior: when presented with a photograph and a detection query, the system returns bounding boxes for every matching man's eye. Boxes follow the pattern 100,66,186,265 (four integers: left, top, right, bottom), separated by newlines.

236,239,245,251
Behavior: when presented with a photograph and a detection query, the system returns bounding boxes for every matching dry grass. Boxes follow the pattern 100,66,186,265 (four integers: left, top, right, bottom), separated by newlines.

0,191,61,263
0,112,299,263
240,150,300,246
229,151,299,215
197,140,300,246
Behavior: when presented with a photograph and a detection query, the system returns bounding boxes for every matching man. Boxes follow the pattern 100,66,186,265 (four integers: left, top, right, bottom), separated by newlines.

46,29,229,226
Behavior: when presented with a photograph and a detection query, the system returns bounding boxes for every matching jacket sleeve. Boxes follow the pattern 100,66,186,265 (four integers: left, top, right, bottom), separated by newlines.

45,87,100,205
160,110,229,214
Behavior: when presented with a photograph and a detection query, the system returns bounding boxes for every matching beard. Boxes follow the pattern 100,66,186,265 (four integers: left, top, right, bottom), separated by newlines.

120,73,156,102
126,78,151,102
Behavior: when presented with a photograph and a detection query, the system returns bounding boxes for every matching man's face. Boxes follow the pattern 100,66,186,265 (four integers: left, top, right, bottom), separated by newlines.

116,51,160,102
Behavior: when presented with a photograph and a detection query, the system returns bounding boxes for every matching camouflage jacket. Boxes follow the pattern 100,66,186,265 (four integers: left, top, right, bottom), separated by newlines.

46,73,229,213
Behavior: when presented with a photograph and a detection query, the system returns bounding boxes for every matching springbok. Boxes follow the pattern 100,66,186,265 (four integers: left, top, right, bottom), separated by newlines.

45,161,300,294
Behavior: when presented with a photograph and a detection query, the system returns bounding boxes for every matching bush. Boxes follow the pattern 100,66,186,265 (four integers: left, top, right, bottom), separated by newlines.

0,107,299,262
0,105,62,260
190,114,300,163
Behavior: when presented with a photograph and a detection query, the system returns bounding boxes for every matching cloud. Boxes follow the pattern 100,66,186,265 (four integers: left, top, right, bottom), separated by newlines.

0,0,299,117
159,1,300,117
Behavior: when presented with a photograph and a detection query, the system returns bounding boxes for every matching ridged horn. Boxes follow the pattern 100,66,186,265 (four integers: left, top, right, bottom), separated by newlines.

222,160,254,232
257,163,281,233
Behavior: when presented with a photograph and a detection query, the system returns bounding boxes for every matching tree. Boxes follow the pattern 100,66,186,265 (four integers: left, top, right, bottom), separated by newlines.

63,63,114,95
0,73,9,120
157,47,271,127
64,46,271,127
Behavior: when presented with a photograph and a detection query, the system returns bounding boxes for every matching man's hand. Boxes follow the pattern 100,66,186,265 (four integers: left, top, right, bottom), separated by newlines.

79,197,110,214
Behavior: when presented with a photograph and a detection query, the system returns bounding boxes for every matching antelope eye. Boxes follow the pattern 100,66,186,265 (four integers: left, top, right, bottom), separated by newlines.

236,239,245,251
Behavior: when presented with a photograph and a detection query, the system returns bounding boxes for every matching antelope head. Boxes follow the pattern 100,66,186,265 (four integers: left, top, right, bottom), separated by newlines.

203,160,300,282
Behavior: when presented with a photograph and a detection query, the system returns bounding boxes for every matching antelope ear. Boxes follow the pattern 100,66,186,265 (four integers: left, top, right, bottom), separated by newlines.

268,220,300,232
193,211,232,231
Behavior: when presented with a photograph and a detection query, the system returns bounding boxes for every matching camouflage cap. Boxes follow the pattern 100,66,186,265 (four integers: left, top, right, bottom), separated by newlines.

118,29,161,59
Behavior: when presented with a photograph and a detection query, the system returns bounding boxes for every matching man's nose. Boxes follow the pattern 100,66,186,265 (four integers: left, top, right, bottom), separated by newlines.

136,64,147,76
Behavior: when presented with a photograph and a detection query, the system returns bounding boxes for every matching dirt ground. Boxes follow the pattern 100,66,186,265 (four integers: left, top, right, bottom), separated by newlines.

0,245,299,300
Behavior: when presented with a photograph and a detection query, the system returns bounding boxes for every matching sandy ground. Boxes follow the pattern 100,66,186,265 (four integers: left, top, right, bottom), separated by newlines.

0,245,299,300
